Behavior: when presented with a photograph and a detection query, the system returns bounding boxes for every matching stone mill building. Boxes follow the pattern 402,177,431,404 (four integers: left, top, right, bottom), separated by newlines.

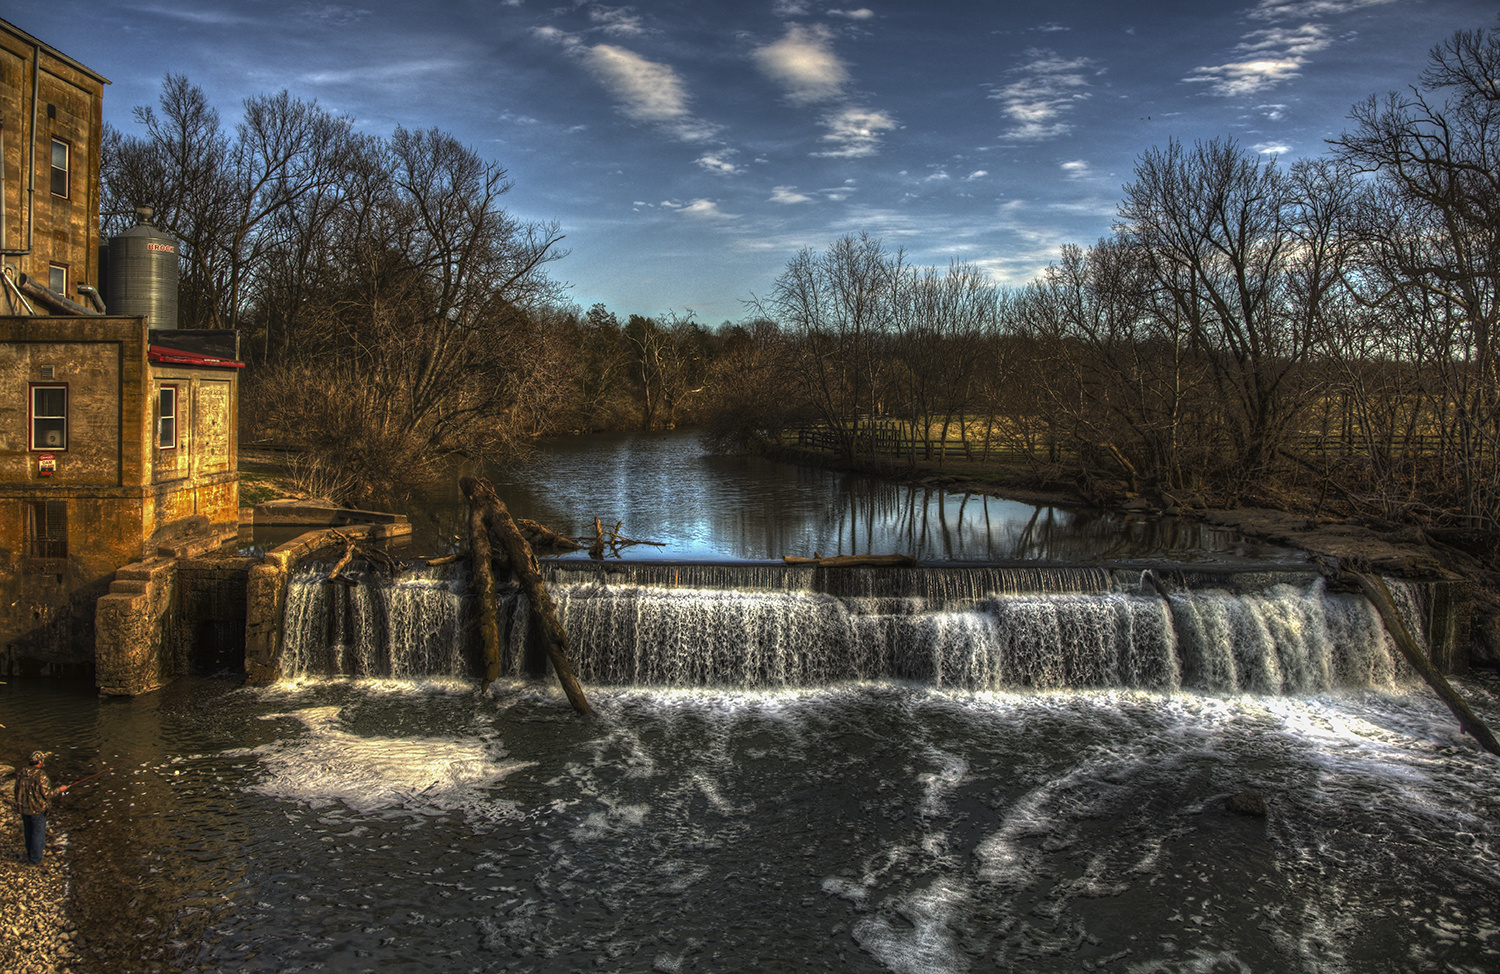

1,18,244,691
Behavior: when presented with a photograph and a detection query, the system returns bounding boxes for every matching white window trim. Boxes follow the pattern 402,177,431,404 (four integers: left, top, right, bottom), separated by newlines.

158,385,178,449
51,138,70,199
30,384,67,451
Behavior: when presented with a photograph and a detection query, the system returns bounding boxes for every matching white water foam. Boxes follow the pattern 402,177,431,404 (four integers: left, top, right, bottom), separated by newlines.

232,703,532,824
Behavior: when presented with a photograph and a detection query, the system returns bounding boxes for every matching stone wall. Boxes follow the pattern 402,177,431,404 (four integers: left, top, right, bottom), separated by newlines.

93,558,175,696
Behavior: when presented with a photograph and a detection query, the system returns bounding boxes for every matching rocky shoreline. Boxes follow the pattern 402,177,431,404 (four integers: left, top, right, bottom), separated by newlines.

0,798,80,974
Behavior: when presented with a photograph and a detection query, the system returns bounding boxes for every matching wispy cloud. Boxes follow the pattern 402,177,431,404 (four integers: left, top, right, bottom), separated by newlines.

535,28,718,143
665,198,738,219
696,152,744,175
585,45,695,126
1186,0,1392,96
828,8,875,20
1248,0,1394,20
755,23,896,157
1061,159,1090,177
589,5,648,36
753,24,849,104
813,106,897,158
770,185,814,203
989,48,1093,142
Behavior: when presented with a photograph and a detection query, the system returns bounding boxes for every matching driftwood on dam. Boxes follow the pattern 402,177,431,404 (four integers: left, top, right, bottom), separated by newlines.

461,476,594,717
783,553,917,567
1348,571,1500,757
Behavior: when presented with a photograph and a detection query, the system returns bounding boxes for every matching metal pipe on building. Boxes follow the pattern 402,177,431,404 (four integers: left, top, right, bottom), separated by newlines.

0,38,41,259
2,266,37,314
18,272,99,315
76,283,105,313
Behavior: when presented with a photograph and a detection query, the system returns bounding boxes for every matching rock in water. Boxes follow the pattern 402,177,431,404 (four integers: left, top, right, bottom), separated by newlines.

1225,789,1268,818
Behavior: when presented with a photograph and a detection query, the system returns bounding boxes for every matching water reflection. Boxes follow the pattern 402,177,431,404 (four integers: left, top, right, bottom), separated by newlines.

400,431,1300,565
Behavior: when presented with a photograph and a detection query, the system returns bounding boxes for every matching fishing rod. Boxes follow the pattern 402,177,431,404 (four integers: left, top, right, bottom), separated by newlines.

63,762,125,790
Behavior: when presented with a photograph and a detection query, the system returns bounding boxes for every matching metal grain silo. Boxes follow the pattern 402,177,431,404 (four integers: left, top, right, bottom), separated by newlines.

106,207,179,329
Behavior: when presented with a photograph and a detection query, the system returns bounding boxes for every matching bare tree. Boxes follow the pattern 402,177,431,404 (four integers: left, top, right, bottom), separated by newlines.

1332,26,1500,526
755,233,901,463
1118,138,1330,493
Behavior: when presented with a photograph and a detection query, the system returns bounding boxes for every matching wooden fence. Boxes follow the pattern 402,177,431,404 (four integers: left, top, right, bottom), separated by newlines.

790,426,1457,465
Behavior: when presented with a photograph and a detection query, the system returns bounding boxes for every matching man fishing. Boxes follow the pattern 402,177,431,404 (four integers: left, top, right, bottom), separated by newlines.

14,751,67,866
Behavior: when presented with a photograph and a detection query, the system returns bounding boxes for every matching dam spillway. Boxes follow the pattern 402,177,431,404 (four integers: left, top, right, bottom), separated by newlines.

275,561,1431,696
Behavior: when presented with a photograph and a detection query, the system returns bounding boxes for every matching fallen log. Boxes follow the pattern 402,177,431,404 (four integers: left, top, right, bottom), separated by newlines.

783,553,917,567
325,532,359,581
1348,571,1500,757
461,476,593,716
467,492,503,691
518,517,583,554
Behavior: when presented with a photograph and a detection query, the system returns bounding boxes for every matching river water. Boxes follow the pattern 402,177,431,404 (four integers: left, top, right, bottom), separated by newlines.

5,432,1500,973
408,431,1300,565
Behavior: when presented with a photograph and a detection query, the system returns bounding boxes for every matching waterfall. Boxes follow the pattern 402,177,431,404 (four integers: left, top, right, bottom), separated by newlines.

280,565,472,679
279,562,1425,693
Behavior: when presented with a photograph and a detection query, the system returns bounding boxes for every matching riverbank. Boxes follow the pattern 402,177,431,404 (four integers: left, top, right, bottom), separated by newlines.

0,798,79,973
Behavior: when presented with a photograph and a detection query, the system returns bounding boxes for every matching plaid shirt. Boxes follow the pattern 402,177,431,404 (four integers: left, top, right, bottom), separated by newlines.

14,766,53,815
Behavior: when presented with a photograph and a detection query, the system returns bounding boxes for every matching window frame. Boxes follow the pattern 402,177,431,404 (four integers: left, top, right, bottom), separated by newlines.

29,383,68,452
25,499,68,560
157,384,179,450
49,263,67,294
50,138,70,198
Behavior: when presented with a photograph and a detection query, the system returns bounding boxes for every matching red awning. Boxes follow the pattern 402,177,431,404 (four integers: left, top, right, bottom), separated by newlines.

148,345,246,369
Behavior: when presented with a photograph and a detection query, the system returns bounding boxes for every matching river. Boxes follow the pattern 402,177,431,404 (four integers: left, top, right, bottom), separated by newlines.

4,431,1498,973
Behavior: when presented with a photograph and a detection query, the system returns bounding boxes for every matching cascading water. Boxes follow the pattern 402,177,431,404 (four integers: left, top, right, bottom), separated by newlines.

280,564,473,678
279,561,1419,695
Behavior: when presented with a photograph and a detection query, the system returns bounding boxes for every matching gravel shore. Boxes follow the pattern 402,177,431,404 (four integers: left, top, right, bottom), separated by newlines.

0,797,80,974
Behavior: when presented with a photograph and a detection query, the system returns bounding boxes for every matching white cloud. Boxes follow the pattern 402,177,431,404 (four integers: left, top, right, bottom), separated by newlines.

828,8,875,19
1186,0,1391,96
813,106,897,157
585,44,687,122
696,152,744,175
964,170,988,180
1061,159,1090,176
590,5,648,36
577,43,717,141
1254,142,1291,154
1185,57,1304,96
670,198,737,219
925,170,951,181
990,48,1093,142
753,24,849,104
532,25,582,52
770,185,814,203
1248,0,1394,21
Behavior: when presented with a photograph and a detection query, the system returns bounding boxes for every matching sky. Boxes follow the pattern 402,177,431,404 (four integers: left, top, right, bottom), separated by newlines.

19,0,1500,325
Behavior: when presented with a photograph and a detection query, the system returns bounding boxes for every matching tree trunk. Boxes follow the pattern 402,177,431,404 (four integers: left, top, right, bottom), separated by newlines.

461,476,593,716
1349,572,1499,757
467,497,502,691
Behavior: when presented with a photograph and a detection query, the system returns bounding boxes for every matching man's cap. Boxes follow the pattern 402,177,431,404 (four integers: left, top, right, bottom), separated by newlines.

29,751,46,764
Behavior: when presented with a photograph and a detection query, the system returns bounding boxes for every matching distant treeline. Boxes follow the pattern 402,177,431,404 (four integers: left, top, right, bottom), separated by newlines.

101,26,1500,529
710,27,1500,530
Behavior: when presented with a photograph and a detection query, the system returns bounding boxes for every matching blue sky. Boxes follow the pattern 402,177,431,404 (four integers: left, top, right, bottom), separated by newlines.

22,0,1499,324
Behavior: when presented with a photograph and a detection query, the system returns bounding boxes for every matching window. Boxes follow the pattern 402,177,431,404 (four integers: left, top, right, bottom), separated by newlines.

26,500,67,560
30,385,67,451
158,386,177,448
49,264,67,294
51,139,69,198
